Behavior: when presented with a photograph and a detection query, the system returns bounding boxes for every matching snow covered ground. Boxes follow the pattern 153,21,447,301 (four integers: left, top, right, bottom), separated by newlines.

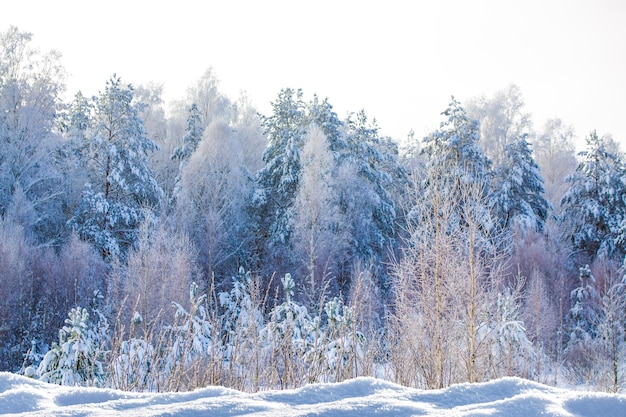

1,372,626,416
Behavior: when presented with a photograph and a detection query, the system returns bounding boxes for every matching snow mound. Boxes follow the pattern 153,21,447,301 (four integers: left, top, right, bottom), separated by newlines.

1,372,625,416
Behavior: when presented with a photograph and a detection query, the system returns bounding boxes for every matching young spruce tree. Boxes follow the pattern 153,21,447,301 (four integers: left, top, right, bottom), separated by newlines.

562,131,626,261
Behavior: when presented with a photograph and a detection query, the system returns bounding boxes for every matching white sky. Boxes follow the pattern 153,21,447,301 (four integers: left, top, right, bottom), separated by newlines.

2,0,625,149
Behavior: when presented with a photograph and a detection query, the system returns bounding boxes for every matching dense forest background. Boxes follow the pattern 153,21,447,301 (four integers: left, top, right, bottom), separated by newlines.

2,26,626,392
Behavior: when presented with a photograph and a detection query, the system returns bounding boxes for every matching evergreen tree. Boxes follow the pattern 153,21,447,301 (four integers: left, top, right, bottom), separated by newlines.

565,264,603,380
219,267,264,351
320,297,364,382
307,94,347,154
253,88,307,273
338,110,402,282
561,131,626,260
165,283,213,381
253,90,403,288
170,102,205,202
171,102,204,164
422,97,491,190
68,76,162,260
218,268,265,390
489,136,550,232
569,264,602,340
418,97,492,235
261,273,319,388
480,288,535,378
253,89,350,277
65,91,93,142
37,307,109,387
109,337,155,391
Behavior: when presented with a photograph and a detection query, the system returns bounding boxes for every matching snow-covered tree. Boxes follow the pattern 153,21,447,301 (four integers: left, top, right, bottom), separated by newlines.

219,268,264,339
561,131,626,260
37,307,108,387
261,273,319,389
565,264,603,383
307,94,347,155
290,125,348,305
109,336,155,391
253,90,349,277
391,174,505,388
171,102,204,164
132,83,175,202
0,26,66,242
0,219,38,370
68,76,163,260
319,297,364,382
569,265,602,339
418,97,492,238
162,68,238,205
218,267,265,391
399,129,425,171
163,282,214,391
533,118,578,213
134,83,167,145
464,85,550,233
489,136,550,232
109,282,216,392
108,222,197,331
174,119,254,281
479,288,535,378
597,268,626,392
253,90,403,288
338,110,403,285
253,88,307,274
422,97,491,190
232,92,266,174
466,83,533,165
0,217,108,373
185,67,234,128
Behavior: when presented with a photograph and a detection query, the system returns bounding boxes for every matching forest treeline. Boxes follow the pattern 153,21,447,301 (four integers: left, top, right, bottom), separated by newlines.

2,26,626,392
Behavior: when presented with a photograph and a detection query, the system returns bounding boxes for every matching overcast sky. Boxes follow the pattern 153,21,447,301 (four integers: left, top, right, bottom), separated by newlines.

2,0,625,149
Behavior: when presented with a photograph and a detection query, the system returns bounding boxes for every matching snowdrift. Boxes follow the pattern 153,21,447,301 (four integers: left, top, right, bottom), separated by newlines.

1,372,625,416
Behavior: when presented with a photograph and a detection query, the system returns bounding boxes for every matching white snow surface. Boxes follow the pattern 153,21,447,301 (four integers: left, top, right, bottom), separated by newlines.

1,372,626,417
